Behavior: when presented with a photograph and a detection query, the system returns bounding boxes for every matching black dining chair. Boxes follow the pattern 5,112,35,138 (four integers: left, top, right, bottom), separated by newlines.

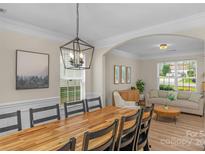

29,104,60,127
64,100,86,118
58,137,76,151
85,96,102,112
0,110,22,134
82,119,119,151
135,104,154,151
115,109,143,151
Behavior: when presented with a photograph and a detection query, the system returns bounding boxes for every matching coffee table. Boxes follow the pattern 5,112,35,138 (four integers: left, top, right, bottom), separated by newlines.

154,105,181,123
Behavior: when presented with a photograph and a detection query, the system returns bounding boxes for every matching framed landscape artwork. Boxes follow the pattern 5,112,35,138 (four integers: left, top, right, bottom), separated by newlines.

126,66,131,84
114,65,120,84
16,50,49,89
121,65,126,84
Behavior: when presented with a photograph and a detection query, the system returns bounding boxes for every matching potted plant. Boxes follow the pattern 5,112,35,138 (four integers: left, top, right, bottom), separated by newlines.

136,80,145,100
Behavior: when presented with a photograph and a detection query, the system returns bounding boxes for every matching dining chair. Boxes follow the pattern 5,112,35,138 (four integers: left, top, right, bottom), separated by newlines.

135,104,154,151
64,100,86,118
29,104,60,127
115,109,143,151
82,119,119,151
0,110,22,133
85,96,102,112
58,137,76,151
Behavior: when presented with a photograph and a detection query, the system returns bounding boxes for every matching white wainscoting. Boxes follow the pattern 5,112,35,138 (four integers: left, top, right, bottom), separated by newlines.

0,97,65,136
0,95,103,136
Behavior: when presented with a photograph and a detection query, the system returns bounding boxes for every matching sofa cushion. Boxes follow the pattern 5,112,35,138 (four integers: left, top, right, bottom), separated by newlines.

148,98,199,110
169,100,199,109
177,91,191,100
148,98,167,105
158,90,168,98
188,93,202,103
150,90,159,98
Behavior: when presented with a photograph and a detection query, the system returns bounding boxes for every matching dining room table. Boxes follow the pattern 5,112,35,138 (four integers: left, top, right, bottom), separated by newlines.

0,105,148,151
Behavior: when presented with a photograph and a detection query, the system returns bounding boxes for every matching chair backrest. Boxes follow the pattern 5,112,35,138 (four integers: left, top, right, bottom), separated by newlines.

64,100,86,118
0,111,22,134
58,137,76,151
116,109,143,151
135,104,154,150
29,104,60,127
82,119,119,151
85,96,102,112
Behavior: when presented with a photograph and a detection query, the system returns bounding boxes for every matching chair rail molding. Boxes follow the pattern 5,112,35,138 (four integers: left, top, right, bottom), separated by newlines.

0,97,61,133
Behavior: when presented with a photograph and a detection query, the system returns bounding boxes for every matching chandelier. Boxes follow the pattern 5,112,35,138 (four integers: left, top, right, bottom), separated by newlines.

60,4,94,70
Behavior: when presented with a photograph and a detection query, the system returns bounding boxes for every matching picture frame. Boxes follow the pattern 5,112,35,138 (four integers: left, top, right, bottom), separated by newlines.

114,65,120,84
126,66,131,84
16,50,49,90
121,65,126,84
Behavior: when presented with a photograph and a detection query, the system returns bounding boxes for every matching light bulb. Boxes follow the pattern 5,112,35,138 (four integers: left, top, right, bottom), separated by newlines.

79,53,84,59
70,52,74,59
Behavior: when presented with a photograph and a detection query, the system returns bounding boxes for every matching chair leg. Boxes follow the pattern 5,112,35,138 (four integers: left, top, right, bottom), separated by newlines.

143,141,150,151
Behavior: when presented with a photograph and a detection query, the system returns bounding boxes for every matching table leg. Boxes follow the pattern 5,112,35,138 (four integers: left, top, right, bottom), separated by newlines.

156,114,158,121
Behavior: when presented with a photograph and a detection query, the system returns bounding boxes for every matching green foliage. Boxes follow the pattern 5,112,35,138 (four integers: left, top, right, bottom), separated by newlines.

60,86,81,104
136,80,145,93
159,84,175,91
177,86,196,92
187,70,195,77
161,64,171,76
178,78,196,84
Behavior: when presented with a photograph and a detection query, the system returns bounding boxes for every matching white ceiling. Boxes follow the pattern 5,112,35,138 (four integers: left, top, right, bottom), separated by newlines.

115,34,204,59
1,3,205,43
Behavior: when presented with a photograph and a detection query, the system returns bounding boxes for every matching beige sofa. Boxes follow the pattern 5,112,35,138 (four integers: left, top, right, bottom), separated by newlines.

146,90,204,116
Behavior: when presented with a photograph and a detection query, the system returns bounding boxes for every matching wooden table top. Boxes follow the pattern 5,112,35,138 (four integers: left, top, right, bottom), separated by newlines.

154,105,181,116
0,105,145,151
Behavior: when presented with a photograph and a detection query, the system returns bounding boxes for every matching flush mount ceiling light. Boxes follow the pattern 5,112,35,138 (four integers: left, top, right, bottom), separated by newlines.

159,44,168,50
60,3,94,70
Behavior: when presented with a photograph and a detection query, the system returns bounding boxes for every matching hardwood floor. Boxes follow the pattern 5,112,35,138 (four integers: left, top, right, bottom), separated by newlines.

149,113,205,151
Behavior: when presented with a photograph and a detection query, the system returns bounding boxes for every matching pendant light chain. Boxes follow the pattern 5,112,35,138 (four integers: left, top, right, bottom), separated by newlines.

76,3,79,38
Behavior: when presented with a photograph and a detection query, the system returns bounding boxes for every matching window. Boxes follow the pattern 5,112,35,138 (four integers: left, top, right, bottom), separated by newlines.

158,60,197,91
60,56,85,104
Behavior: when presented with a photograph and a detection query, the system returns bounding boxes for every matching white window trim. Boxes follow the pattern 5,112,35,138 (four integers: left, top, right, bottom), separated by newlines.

157,60,197,91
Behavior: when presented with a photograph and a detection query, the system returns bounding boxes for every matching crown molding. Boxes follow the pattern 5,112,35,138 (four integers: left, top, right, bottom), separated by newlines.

1,11,205,48
111,49,204,60
94,12,205,48
139,52,204,60
0,16,71,42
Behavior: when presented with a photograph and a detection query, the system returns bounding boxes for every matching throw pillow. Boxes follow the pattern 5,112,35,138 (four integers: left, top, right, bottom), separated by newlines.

150,90,159,98
188,93,202,103
177,91,191,100
168,91,178,100
158,90,168,98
